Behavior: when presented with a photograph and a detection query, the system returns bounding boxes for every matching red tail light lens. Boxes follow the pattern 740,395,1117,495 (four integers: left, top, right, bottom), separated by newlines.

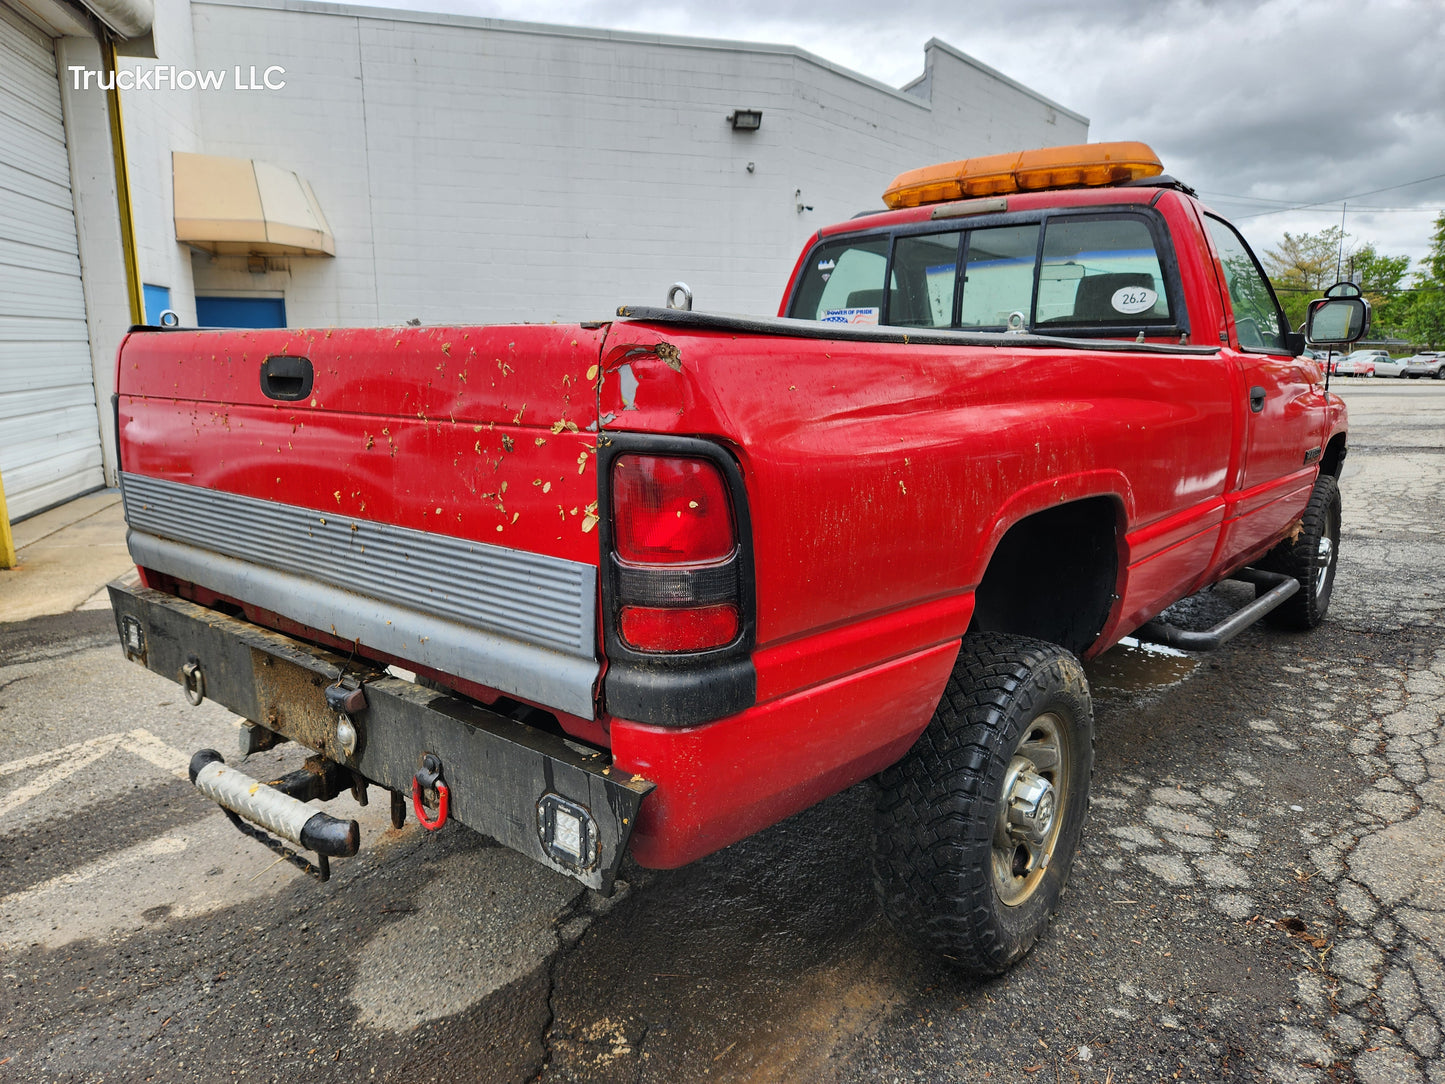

619,604,740,652
612,455,735,564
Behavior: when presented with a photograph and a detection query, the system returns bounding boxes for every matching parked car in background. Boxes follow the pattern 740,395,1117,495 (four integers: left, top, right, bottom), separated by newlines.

1338,349,1403,377
1402,353,1445,379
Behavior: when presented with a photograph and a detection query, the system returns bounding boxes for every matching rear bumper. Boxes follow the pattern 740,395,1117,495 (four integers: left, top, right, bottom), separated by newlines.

108,581,650,893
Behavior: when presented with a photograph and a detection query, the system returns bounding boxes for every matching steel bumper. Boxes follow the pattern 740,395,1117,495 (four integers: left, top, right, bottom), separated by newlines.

108,581,651,893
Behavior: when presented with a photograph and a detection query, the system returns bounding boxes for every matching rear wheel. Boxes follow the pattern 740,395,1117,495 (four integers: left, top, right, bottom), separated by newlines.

1262,473,1341,630
872,633,1093,975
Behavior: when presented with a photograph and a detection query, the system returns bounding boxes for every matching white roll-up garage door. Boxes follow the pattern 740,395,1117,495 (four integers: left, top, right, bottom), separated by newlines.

0,4,104,520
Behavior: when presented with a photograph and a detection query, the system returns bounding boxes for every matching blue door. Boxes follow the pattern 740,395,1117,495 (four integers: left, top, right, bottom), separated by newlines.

143,284,171,325
195,296,287,328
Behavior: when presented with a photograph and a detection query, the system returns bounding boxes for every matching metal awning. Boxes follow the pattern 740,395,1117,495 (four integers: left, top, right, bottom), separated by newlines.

6,0,153,39
172,152,335,257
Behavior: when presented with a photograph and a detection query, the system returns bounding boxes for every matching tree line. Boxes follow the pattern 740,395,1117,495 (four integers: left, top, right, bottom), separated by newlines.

1262,212,1445,350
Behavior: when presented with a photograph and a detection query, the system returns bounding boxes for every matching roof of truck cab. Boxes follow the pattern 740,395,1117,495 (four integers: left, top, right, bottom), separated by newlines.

822,184,1179,238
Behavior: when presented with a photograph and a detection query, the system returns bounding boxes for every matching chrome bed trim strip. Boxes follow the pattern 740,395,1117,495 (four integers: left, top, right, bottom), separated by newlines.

121,474,599,717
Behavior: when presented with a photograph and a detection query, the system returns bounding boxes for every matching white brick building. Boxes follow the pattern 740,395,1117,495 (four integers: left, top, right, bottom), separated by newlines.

0,0,1087,521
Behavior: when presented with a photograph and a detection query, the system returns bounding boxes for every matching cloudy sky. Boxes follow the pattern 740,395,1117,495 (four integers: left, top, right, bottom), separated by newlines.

358,0,1444,271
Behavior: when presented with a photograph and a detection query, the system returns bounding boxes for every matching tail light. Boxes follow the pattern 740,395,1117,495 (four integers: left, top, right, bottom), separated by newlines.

609,453,742,653
599,435,756,727
612,455,735,565
619,603,740,652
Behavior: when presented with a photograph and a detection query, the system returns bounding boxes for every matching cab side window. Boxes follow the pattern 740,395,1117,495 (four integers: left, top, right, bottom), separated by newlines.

1204,215,1288,353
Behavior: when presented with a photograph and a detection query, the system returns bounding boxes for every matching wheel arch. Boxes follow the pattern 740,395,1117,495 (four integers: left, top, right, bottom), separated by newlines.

968,485,1128,659
1320,432,1348,479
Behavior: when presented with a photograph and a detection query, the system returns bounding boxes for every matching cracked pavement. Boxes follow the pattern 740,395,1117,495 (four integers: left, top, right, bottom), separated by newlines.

1,382,1442,1083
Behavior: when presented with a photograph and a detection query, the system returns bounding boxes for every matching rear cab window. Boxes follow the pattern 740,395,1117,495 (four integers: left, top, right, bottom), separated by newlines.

787,209,1183,339
790,235,890,325
959,225,1040,329
1036,217,1171,328
888,231,961,328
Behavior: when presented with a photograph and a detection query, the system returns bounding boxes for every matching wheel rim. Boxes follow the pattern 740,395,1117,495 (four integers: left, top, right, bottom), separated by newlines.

992,712,1069,907
1314,534,1334,598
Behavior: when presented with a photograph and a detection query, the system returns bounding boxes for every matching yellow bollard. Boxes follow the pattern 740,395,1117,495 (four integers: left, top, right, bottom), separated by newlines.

0,467,16,569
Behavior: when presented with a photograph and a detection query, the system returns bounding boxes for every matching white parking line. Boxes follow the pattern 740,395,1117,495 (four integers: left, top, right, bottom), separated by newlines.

0,732,124,779
0,833,189,913
0,738,123,819
0,728,193,821
120,727,191,781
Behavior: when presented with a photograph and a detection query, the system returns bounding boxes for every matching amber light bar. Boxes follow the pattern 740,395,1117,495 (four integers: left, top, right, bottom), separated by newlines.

882,141,1164,209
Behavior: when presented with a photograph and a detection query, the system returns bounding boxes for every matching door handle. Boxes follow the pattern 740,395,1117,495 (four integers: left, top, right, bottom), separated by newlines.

260,355,314,401
1249,385,1266,413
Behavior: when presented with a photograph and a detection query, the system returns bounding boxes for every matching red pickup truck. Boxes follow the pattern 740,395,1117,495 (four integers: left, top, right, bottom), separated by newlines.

109,142,1367,975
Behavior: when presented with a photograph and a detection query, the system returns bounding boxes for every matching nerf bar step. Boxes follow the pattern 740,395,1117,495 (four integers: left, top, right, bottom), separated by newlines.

1137,567,1299,651
189,750,359,879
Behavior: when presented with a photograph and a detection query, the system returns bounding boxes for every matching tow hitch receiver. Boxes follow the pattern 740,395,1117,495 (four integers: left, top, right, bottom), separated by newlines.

189,750,360,881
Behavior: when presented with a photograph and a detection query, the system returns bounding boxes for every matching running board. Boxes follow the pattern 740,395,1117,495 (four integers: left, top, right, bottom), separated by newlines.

1137,568,1299,651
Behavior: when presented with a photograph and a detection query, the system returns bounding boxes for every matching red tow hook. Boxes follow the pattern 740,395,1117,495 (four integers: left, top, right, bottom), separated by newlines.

411,752,449,831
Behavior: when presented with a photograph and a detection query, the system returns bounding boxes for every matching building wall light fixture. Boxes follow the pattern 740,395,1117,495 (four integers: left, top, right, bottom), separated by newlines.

727,109,762,131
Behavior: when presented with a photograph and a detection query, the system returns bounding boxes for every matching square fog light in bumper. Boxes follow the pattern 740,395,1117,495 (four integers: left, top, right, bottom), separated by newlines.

538,793,599,871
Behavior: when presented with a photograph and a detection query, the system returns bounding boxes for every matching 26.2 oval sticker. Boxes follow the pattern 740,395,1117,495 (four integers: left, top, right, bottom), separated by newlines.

1111,286,1158,315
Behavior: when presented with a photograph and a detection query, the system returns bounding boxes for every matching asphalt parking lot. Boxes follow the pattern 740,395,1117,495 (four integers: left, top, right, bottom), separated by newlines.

2,381,1442,1084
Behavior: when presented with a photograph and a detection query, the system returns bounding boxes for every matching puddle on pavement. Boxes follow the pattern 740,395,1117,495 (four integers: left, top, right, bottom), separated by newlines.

1086,636,1202,697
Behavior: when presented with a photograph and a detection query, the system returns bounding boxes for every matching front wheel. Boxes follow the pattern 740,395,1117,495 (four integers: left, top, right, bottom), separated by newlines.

1262,473,1342,630
872,633,1093,975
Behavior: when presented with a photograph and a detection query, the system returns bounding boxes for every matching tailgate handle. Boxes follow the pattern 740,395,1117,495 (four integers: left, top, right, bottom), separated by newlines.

261,355,314,401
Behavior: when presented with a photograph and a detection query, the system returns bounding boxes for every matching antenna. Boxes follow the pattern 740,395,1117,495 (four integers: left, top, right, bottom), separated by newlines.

1334,202,1347,282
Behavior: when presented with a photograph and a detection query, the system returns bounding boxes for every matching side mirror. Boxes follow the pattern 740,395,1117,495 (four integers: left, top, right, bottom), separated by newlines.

1305,295,1370,347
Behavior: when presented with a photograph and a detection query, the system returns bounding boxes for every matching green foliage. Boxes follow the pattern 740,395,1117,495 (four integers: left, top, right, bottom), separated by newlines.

1264,227,1410,336
1426,212,1445,282
1404,290,1445,350
1353,245,1411,333
1402,213,1445,350
1265,228,1345,331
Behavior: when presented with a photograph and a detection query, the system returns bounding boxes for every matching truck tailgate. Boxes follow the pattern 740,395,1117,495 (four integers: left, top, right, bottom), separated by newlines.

116,324,606,718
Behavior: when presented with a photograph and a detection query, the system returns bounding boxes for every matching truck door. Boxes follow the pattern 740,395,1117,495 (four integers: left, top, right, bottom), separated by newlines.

1202,213,1324,568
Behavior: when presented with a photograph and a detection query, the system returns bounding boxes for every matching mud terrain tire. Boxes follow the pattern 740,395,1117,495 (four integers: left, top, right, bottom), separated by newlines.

1261,473,1341,630
872,632,1093,975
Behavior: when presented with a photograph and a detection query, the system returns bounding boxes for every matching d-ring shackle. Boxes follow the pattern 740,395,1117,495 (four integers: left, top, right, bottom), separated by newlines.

411,752,449,831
